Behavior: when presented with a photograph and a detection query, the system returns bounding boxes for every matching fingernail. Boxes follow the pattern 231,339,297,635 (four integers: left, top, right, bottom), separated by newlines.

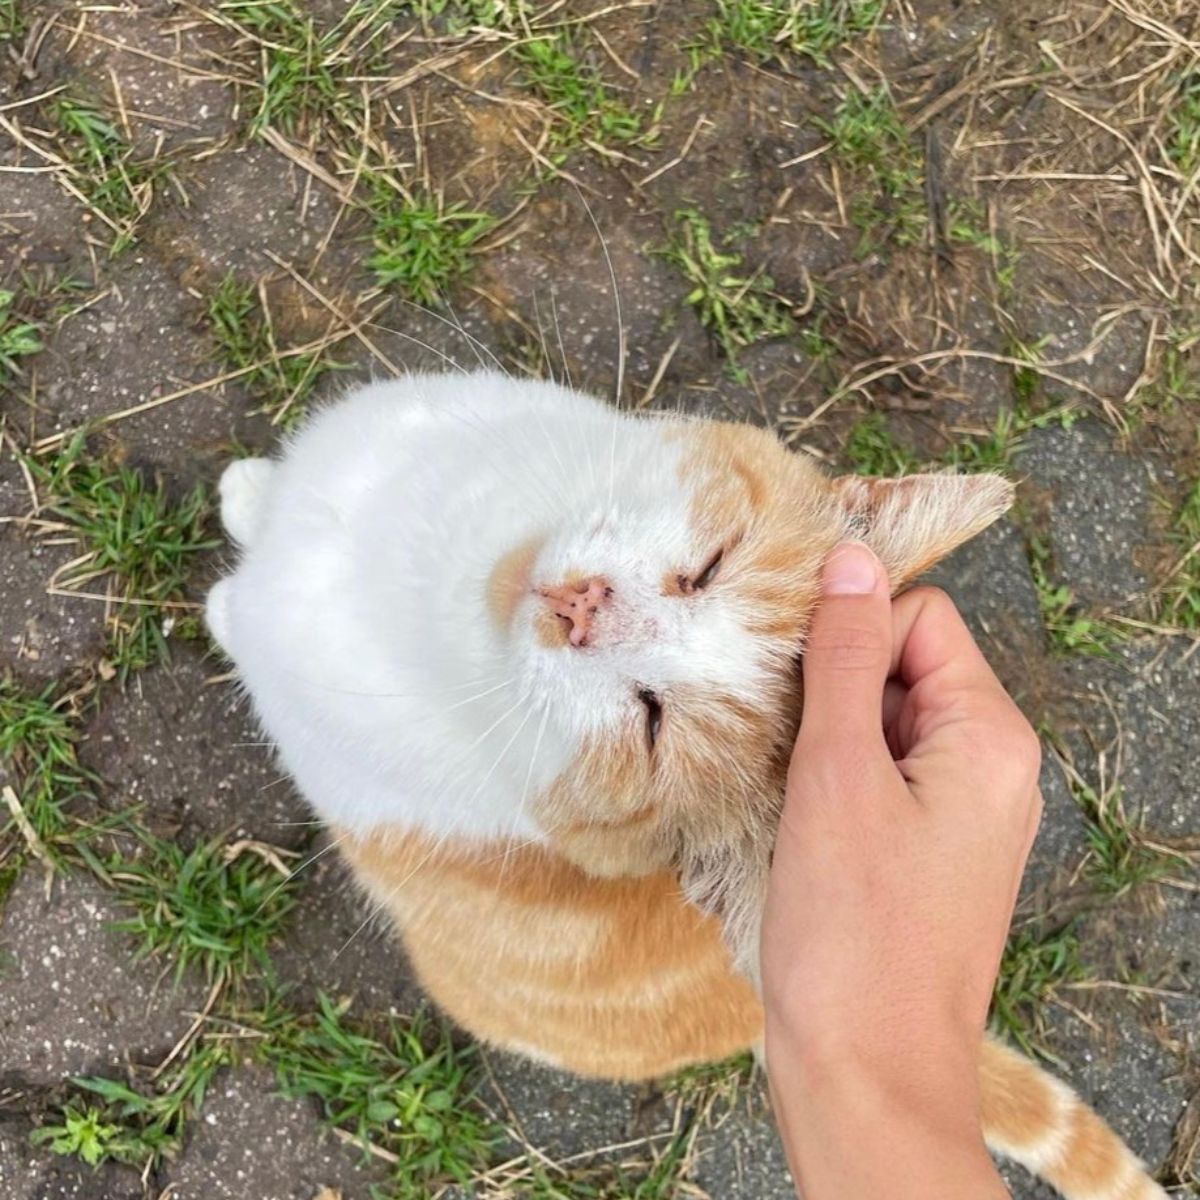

823,541,880,595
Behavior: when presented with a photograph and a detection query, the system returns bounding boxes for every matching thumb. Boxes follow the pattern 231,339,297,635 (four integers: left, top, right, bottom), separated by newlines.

797,541,893,760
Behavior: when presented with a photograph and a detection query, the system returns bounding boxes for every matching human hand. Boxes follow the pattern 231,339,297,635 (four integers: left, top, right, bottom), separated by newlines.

761,540,1041,1199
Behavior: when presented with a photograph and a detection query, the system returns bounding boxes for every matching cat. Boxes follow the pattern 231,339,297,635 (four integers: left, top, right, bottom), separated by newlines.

207,371,1166,1200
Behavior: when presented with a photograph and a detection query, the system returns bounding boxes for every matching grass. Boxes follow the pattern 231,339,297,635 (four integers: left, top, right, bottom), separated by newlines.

514,31,649,151
365,181,497,306
51,97,173,254
29,433,218,676
0,676,93,859
844,411,921,475
817,85,925,252
219,0,400,138
709,0,884,66
32,1040,232,1171
0,288,42,392
0,0,24,41
1167,72,1200,177
101,832,299,989
1075,778,1184,899
1026,534,1125,658
1050,738,1193,899
260,992,495,1198
990,923,1086,1062
660,208,793,377
673,0,883,91
207,272,342,428
1161,478,1200,629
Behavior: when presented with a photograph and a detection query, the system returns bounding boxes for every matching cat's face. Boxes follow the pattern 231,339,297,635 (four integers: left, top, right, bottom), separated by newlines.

488,417,1012,876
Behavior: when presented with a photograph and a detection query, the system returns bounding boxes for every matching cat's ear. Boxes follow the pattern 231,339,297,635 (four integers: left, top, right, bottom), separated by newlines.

832,472,1014,591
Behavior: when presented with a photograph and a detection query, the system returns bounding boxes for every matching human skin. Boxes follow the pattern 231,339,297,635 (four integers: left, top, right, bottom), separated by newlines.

762,541,1042,1200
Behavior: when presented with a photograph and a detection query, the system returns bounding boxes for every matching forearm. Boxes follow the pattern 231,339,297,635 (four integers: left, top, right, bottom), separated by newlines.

766,1017,1011,1200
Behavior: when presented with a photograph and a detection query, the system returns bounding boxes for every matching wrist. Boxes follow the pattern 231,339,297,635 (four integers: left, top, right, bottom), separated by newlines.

765,1018,1008,1200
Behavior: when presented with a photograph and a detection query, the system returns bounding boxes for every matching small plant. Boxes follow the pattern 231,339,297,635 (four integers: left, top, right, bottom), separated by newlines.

845,412,920,475
944,408,1022,473
709,0,884,66
666,1049,756,1113
220,0,400,137
0,676,93,857
0,289,42,390
107,833,298,988
515,31,646,149
33,1041,231,1170
991,924,1086,1062
366,181,496,306
29,435,217,674
0,0,24,41
1026,534,1124,658
946,199,1021,296
1167,73,1200,177
207,272,340,428
1162,478,1200,629
817,86,924,251
261,993,495,1197
52,97,173,253
660,208,793,377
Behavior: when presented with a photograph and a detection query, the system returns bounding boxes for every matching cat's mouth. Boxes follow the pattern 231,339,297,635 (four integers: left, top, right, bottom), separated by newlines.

486,535,545,632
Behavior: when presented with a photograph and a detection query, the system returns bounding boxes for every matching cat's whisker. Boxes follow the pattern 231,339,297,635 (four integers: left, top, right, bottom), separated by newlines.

362,321,470,374
573,184,626,512
427,288,512,379
332,826,459,961
440,677,515,714
253,831,348,915
499,704,550,884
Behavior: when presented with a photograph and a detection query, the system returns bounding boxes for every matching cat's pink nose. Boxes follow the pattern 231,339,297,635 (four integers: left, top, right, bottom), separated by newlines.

539,577,612,648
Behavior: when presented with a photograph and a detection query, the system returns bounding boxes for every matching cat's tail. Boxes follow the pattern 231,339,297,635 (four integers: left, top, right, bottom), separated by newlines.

980,1035,1167,1200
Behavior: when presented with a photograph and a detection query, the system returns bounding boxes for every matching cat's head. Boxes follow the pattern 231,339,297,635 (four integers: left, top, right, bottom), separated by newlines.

489,415,1012,878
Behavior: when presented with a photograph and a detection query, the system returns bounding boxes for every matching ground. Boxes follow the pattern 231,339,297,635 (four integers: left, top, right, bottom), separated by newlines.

1,1,1199,1198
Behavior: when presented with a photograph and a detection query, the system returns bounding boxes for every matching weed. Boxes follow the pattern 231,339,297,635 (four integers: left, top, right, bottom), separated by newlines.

29,434,218,675
0,288,42,391
991,924,1086,1061
33,1040,231,1170
0,0,24,41
1075,778,1183,898
207,272,341,428
220,0,400,137
660,208,793,376
818,86,924,251
514,1124,695,1198
1162,478,1200,629
0,676,93,856
515,31,646,150
709,0,884,66
106,833,298,988
365,182,496,306
845,412,920,475
946,199,1021,295
1026,534,1124,657
944,408,1022,473
1167,73,1200,177
1007,332,1051,408
260,993,495,1197
674,0,883,91
52,97,172,254
665,1049,755,1111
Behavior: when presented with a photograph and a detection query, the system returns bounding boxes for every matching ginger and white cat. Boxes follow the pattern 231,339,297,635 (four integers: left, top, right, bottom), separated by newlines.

207,372,1166,1200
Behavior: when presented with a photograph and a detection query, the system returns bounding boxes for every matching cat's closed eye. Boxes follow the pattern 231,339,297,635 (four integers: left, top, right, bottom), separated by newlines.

679,548,723,595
